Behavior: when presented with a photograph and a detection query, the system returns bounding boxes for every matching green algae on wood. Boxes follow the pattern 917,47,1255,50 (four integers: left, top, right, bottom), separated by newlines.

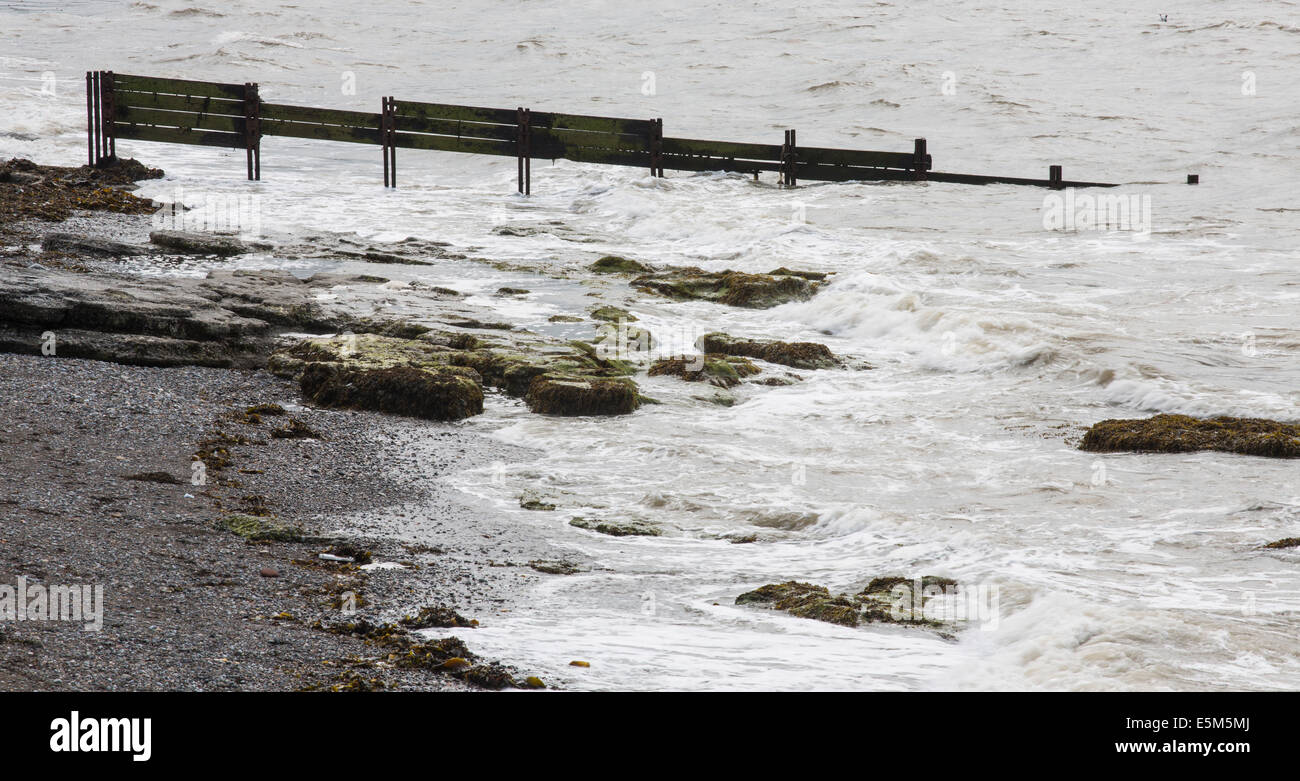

1080,414,1300,458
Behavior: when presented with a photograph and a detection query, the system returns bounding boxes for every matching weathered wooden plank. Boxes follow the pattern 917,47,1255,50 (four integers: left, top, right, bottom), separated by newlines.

532,126,647,153
394,115,517,143
116,105,245,134
114,74,246,100
114,90,244,116
660,153,782,174
530,111,653,136
548,145,653,168
113,123,244,149
391,131,515,157
660,136,783,161
391,100,518,126
796,145,919,170
261,119,382,145
926,171,1117,188
260,102,382,128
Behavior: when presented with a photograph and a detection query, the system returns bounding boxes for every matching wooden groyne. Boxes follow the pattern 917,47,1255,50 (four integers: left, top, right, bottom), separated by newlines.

86,70,1132,191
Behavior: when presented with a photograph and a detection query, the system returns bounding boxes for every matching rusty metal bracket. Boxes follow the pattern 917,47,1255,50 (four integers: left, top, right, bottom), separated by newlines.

243,82,261,181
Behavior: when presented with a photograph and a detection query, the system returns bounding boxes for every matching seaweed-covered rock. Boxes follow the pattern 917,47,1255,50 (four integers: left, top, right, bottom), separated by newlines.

631,267,823,309
590,255,654,274
525,374,640,416
569,517,661,537
590,305,637,323
300,363,484,421
648,354,760,388
399,606,478,629
698,332,839,370
41,232,148,256
1079,414,1300,458
736,576,958,628
219,513,305,542
1263,538,1300,550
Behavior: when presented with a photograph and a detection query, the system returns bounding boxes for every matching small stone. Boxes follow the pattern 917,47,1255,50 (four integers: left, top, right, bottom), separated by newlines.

259,567,279,578
569,660,590,667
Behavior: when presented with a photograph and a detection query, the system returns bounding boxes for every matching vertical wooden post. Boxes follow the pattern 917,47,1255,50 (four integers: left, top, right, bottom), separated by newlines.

1049,165,1063,189
381,97,397,188
912,138,928,181
85,71,95,166
781,129,798,187
516,107,531,195
90,71,102,164
243,82,261,181
649,118,663,177
102,71,115,160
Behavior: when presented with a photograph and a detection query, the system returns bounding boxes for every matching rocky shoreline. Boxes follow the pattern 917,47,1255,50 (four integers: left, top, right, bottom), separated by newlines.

4,156,1298,689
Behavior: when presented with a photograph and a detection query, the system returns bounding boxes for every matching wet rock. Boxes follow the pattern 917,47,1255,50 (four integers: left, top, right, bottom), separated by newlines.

520,497,556,511
41,232,149,256
736,576,958,628
697,332,840,370
494,287,530,296
259,567,280,578
525,374,640,416
1080,414,1300,458
300,363,484,422
149,229,250,256
590,305,637,322
547,314,584,323
220,513,305,543
399,606,478,629
590,255,653,274
1264,538,1300,549
631,267,824,309
528,560,580,575
648,354,760,388
568,517,661,537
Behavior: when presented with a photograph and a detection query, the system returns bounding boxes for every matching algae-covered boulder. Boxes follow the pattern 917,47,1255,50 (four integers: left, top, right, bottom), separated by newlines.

569,517,661,537
736,576,958,628
149,229,250,256
631,267,823,309
1264,538,1300,549
648,354,760,388
525,374,640,416
590,305,637,323
301,363,483,421
1079,414,1300,458
698,332,839,370
220,513,305,543
590,255,654,274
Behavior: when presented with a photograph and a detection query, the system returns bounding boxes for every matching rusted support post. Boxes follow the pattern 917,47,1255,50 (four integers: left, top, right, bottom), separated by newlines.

912,138,928,181
649,118,664,177
1049,165,1063,189
90,71,102,164
85,71,95,166
243,82,261,181
381,97,397,188
516,107,531,194
102,71,115,161
780,129,798,187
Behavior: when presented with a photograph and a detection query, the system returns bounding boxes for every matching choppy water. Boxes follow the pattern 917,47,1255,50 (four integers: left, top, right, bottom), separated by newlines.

3,0,1299,690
